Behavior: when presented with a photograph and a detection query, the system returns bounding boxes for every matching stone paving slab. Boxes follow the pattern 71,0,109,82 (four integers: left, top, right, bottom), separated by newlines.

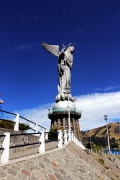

0,142,120,180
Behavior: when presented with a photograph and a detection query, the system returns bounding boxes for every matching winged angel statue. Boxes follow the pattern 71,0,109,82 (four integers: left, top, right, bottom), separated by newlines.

42,42,75,102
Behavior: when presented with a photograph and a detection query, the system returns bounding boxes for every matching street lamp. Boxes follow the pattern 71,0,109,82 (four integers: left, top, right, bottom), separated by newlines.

104,115,111,154
0,92,4,118
118,121,120,150
90,137,92,151
67,95,71,133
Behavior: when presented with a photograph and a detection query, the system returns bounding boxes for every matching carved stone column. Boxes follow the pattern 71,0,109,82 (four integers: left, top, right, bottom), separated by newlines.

63,118,66,129
57,119,61,128
53,120,57,127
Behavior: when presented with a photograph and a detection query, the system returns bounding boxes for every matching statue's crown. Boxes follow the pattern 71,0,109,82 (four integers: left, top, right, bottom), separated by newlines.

68,43,75,47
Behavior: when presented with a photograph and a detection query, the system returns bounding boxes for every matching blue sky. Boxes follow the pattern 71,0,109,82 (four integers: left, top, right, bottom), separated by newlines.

0,0,120,130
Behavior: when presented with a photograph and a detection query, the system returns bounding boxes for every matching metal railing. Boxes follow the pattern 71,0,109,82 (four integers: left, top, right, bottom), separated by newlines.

0,109,47,132
0,130,85,164
87,148,120,155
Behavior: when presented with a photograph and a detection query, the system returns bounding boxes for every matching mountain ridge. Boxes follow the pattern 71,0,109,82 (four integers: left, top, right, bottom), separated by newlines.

82,122,120,149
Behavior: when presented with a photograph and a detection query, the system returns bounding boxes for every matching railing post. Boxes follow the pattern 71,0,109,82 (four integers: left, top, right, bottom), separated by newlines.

68,131,71,141
76,138,78,145
45,129,48,140
71,131,74,141
73,133,75,142
1,133,10,163
34,123,38,136
14,113,19,131
39,131,45,154
74,137,76,144
58,130,62,148
64,130,68,144
77,139,79,145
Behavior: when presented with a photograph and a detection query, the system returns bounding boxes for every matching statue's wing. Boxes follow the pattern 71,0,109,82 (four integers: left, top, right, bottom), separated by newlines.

42,42,59,57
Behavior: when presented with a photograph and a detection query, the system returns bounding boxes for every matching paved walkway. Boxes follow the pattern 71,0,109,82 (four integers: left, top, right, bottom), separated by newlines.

1,142,120,180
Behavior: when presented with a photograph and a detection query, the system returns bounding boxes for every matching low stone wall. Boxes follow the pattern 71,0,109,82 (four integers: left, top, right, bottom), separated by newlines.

0,128,39,159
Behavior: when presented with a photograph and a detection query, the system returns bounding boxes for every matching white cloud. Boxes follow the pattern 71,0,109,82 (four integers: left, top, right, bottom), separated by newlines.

75,28,86,34
12,42,41,51
75,92,120,131
94,85,120,91
104,86,116,91
35,14,39,20
16,91,120,132
16,103,53,131
13,44,34,51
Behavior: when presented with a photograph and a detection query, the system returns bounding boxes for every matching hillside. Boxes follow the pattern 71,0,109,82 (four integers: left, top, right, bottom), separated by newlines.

0,118,30,132
82,122,120,149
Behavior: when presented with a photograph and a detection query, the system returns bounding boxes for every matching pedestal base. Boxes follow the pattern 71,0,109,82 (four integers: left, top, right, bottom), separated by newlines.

48,100,82,141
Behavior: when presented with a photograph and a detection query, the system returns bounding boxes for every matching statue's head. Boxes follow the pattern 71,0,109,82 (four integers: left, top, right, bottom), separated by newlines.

67,43,74,53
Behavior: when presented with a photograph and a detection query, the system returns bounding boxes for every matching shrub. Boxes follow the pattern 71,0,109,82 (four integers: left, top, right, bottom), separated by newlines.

98,159,104,165
0,119,30,132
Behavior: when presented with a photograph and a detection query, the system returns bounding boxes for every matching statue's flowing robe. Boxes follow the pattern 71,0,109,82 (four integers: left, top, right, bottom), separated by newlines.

58,50,73,94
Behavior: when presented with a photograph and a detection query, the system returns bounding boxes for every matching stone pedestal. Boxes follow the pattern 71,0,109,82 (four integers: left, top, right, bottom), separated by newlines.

48,100,82,141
